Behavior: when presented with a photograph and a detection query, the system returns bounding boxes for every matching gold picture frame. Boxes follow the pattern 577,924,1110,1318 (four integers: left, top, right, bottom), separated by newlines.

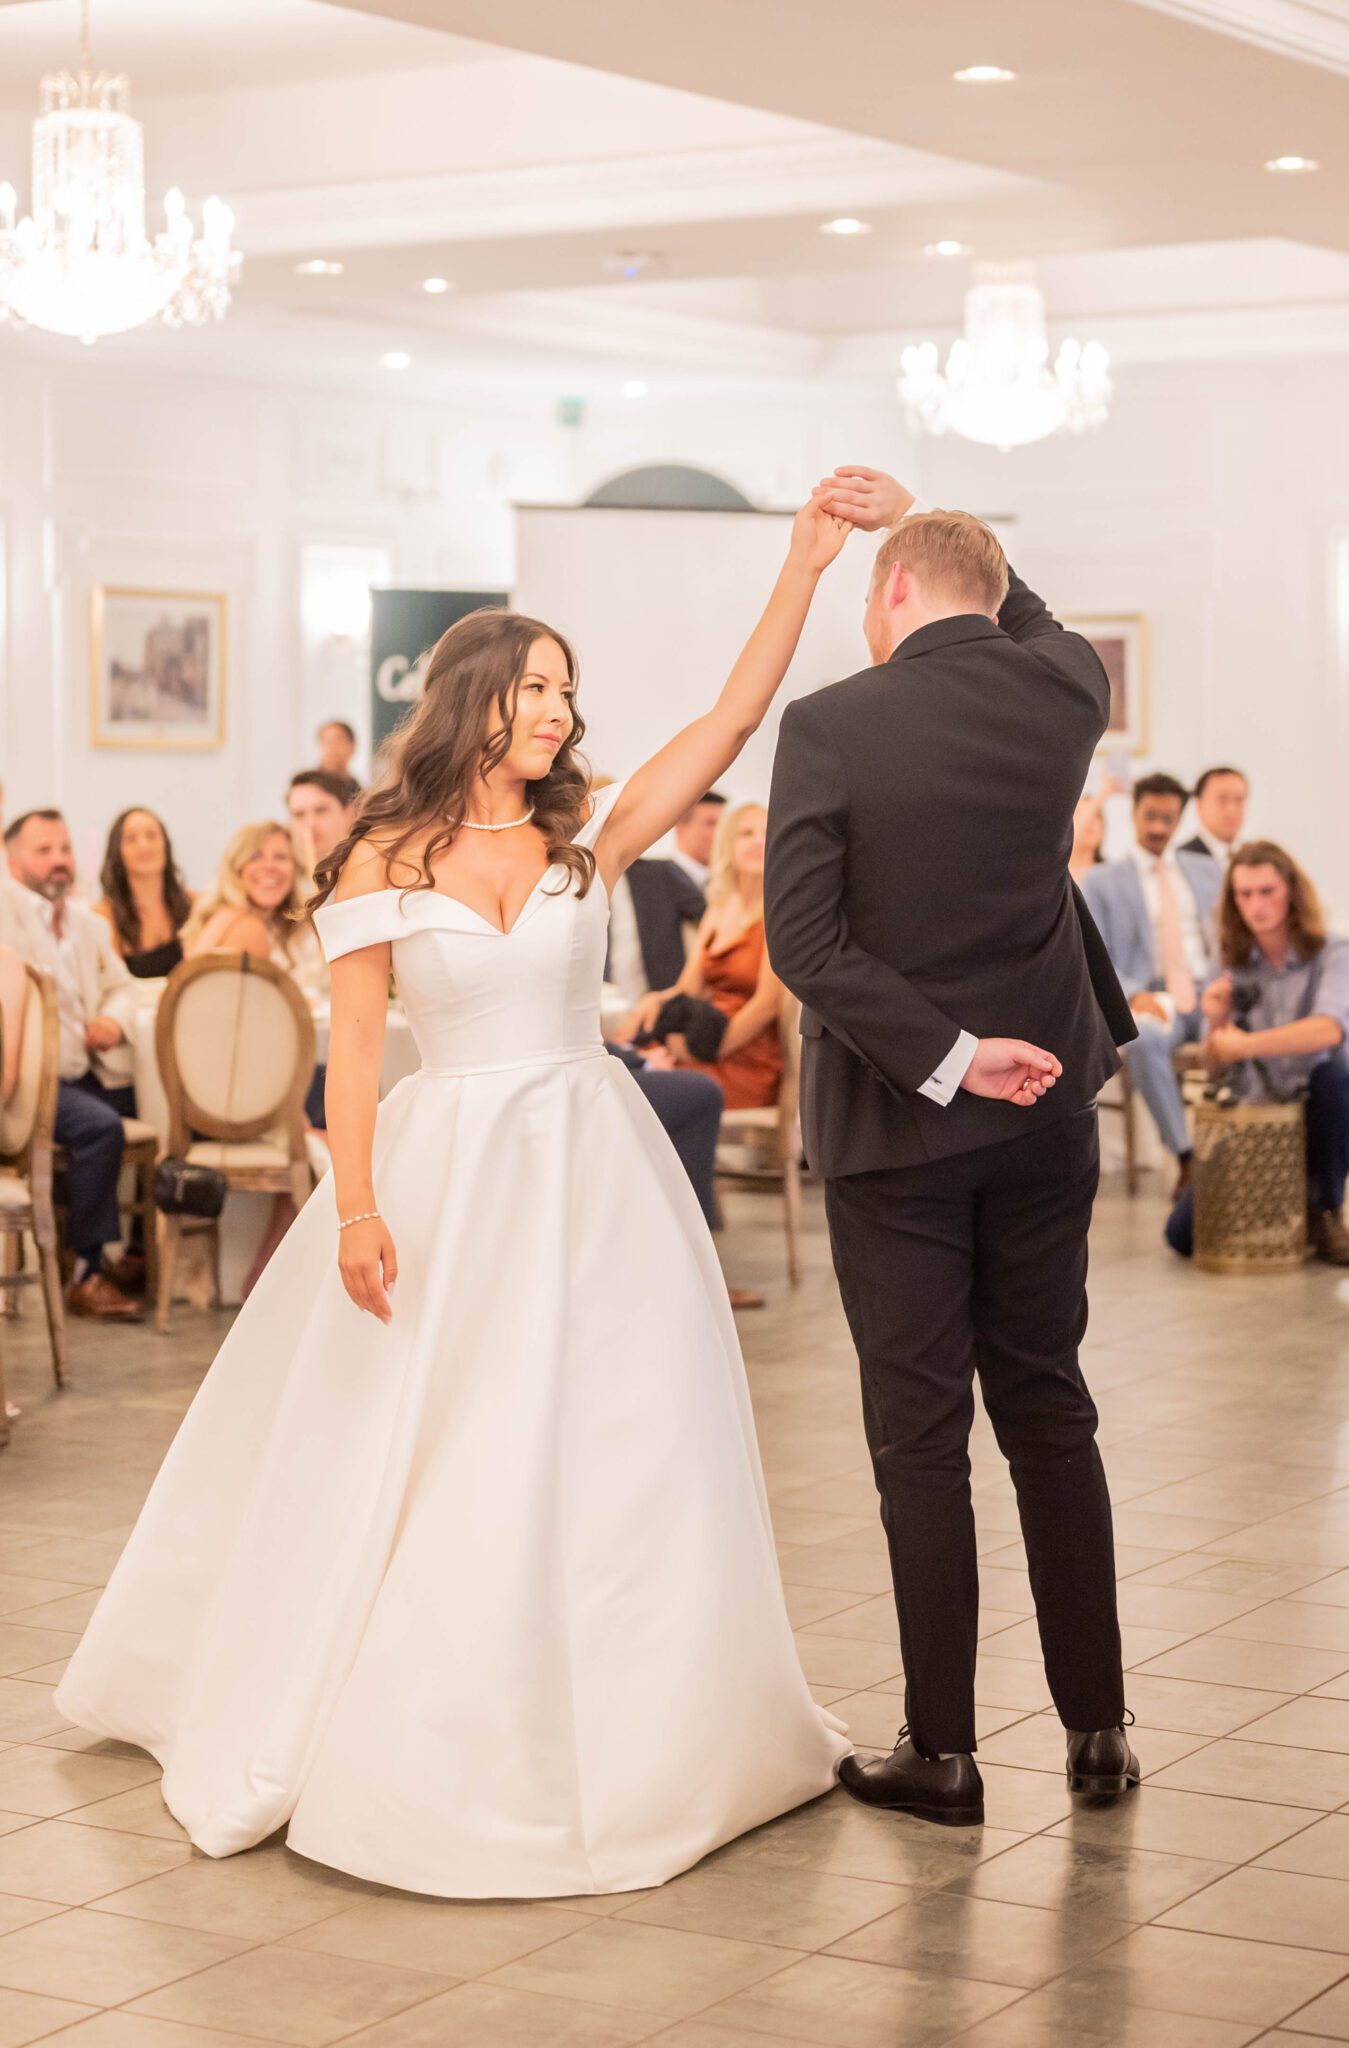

90,585,228,751
1062,613,1149,756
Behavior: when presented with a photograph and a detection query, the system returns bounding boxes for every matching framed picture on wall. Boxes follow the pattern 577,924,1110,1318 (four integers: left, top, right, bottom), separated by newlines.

1062,614,1149,755
90,586,227,750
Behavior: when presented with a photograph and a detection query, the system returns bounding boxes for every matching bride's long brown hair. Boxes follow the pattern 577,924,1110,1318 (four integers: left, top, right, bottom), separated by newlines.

308,610,594,911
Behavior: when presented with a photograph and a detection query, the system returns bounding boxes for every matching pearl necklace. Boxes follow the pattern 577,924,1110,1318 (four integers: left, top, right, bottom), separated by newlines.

461,808,535,833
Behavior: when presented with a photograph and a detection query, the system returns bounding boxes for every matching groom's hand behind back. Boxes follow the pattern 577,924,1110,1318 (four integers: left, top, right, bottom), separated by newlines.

960,1039,1062,1108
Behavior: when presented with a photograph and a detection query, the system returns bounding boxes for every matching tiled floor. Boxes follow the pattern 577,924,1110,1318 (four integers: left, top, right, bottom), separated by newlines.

0,1177,1348,2045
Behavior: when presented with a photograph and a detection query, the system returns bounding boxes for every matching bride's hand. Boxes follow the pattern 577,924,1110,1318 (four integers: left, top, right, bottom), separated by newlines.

339,1216,399,1324
812,466,915,533
788,498,850,575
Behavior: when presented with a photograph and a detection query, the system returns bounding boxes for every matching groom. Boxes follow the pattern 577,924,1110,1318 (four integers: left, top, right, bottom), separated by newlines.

765,469,1138,1826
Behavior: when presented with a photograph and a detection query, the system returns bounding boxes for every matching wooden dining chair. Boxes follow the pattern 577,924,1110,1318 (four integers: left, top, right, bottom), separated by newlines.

154,952,317,1333
0,966,67,1390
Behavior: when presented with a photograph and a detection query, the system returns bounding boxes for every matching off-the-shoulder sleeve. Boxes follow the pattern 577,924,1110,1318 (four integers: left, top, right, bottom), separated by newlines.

574,779,626,850
312,892,401,963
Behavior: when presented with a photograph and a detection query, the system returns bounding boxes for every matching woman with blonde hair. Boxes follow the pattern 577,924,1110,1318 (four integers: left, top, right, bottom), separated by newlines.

183,819,324,999
633,799,785,1112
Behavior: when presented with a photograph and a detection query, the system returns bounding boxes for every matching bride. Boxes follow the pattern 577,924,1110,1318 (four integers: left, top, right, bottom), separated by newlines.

55,499,854,1899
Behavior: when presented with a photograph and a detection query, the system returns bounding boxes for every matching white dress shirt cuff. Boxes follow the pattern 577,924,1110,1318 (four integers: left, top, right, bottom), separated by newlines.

918,1029,977,1107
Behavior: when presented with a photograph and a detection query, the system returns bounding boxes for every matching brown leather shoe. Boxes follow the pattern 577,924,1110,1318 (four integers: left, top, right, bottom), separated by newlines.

1313,1210,1349,1266
728,1288,766,1311
105,1249,147,1295
67,1271,143,1322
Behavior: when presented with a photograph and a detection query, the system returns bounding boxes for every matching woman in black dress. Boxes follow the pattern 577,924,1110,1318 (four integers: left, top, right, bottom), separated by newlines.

96,808,194,978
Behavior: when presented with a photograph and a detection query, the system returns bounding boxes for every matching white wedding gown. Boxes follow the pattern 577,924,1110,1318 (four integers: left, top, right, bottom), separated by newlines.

55,782,848,1898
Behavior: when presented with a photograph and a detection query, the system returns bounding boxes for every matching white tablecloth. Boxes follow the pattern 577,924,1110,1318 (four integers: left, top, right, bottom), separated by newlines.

126,982,419,1304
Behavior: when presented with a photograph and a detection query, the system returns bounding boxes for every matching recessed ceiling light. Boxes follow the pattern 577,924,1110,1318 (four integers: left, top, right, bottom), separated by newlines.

820,217,871,237
380,351,412,370
295,258,344,276
420,276,452,294
924,239,967,257
1265,154,1318,173
954,64,1016,82
621,379,648,399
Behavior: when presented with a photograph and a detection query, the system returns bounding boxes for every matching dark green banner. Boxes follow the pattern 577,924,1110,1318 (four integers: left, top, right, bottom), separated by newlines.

370,588,509,759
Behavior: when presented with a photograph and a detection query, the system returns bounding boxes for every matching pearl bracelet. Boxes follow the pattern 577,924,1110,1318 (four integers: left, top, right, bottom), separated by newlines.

338,1210,381,1232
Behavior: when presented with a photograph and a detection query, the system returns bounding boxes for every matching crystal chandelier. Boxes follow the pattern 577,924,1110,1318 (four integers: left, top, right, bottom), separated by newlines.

899,264,1111,451
0,0,239,346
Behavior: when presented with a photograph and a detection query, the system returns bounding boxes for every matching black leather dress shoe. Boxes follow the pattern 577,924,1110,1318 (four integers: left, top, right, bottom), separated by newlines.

838,1730,984,1828
1067,1724,1141,1795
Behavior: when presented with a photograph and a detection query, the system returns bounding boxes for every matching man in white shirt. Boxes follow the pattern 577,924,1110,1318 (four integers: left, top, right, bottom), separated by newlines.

1180,765,1248,866
669,791,725,892
1080,774,1223,1188
2,811,143,1320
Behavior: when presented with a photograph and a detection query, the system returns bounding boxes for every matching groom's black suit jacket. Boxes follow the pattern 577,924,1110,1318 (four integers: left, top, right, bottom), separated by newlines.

764,569,1135,1179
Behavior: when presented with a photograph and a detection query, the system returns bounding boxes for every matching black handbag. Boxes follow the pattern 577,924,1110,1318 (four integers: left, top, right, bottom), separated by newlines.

153,1156,227,1219
634,992,729,1064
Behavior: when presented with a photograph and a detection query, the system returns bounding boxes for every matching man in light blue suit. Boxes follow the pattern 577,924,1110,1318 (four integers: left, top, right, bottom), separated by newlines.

1080,773,1223,1190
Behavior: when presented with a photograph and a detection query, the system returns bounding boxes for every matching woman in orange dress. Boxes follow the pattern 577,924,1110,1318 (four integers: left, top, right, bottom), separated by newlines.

634,801,784,1109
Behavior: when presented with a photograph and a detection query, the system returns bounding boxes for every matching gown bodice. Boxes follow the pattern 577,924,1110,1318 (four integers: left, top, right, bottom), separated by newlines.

312,789,615,1077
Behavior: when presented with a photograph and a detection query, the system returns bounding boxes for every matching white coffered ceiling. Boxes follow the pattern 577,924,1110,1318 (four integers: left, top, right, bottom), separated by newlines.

0,0,1347,393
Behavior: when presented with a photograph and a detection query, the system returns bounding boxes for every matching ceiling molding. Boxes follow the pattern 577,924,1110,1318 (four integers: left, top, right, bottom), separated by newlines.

1127,0,1349,74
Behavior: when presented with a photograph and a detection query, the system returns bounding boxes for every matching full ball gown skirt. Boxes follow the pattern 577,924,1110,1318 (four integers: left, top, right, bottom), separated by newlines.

55,783,849,1898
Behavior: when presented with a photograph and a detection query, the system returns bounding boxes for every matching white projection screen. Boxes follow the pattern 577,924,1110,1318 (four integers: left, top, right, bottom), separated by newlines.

512,505,877,803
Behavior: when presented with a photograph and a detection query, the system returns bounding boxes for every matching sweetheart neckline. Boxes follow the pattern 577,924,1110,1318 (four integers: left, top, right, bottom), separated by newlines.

356,866,609,939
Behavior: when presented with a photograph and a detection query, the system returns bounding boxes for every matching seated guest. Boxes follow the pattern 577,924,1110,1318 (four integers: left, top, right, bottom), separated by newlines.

1,812,141,1320
607,856,706,1009
669,789,726,892
1,942,26,1105
287,770,358,875
1081,773,1222,1191
183,820,324,999
316,719,359,784
1181,765,1248,864
634,801,784,1111
95,807,194,979
1178,842,1349,1265
1068,791,1107,885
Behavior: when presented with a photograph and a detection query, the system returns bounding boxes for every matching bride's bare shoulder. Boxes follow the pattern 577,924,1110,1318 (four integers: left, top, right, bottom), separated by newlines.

332,832,423,902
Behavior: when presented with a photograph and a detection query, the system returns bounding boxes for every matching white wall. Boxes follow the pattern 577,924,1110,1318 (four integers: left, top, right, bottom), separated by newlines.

1,348,1346,916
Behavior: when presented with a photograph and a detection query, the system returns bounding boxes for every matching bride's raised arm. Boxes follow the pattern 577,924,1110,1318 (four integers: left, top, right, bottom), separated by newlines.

593,499,849,877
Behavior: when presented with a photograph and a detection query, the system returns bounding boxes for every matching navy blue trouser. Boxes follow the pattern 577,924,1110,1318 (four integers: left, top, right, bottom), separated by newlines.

54,1072,136,1267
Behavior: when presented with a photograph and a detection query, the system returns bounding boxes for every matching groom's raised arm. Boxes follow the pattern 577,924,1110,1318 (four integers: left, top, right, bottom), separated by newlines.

765,696,971,1101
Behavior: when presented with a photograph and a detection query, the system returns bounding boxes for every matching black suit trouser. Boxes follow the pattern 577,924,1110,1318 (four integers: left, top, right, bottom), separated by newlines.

824,1107,1124,1755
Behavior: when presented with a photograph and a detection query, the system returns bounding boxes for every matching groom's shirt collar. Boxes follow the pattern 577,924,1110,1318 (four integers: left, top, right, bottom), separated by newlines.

889,614,1002,663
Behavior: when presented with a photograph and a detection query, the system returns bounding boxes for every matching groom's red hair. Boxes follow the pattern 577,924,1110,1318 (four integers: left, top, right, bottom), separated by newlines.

871,510,1009,615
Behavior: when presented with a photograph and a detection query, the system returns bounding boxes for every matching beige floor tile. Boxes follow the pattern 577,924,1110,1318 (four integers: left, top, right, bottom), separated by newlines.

977,1714,1205,1776
972,1658,1055,1713
37,2015,294,2046
1115,1582,1271,1632
712,1795,1026,1891
1275,1975,1349,2038
976,1569,1038,1616
616,1860,903,1951
282,1896,592,1977
778,1551,895,1597
1260,2032,1349,2045
1157,1865,1349,1953
1315,1671,1349,1700
1172,1561,1341,1600
978,1764,1077,1834
1137,1636,1349,1692
0,1907,247,2005
949,1831,1232,1919
331,1980,667,2044
0,1541,119,1588
1257,1815,1349,1879
1049,1783,1314,1861
792,1636,902,1691
976,1617,1189,1668
35,1733,143,1761
0,1747,160,1820
0,1686,71,1746
783,1585,867,1631
1151,1737,1349,1809
704,1951,1020,2045
0,1580,89,1621
4,1595,98,1635
0,1901,63,1941
61,1784,186,1842
1221,1603,1349,1653
1115,1671,1291,1735
1236,1696,1349,1752
1064,1923,1348,2025
487,1918,801,2021
799,1596,898,1646
96,1842,383,1941
830,1888,1133,1989
1111,1509,1251,1551
931,1996,1261,2046
0,1633,80,1685
128,1945,456,2046
0,1818,189,1905
1199,1526,1349,1568
0,1989,101,2048
639,2024,818,2048
1303,1569,1349,1608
